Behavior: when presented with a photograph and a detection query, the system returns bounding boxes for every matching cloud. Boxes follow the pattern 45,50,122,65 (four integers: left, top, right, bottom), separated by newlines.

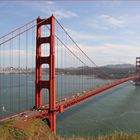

55,26,139,66
100,14,124,28
52,10,78,19
78,43,140,66
63,28,114,41
46,1,55,5
56,35,139,66
89,14,140,31
36,2,78,19
86,14,126,32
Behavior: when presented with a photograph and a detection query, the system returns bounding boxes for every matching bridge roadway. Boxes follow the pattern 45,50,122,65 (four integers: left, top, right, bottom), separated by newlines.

0,76,137,123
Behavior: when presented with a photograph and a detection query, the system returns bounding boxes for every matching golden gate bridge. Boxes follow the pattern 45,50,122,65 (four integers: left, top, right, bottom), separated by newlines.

0,15,139,135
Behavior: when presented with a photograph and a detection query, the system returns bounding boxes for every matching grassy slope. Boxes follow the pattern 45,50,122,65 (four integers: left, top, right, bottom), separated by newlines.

1,119,140,140
0,119,57,140
61,133,140,140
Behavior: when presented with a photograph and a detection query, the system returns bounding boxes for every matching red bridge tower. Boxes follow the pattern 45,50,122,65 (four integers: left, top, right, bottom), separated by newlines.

135,57,140,85
35,16,56,134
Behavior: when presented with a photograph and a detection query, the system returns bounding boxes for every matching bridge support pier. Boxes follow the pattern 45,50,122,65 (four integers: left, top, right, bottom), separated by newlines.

135,57,140,86
35,16,56,134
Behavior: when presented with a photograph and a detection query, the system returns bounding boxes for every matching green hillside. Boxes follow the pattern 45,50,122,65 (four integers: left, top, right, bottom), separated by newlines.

1,119,140,140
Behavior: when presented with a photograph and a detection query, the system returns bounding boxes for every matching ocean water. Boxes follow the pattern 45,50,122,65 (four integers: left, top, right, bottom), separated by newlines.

0,74,140,137
57,81,140,137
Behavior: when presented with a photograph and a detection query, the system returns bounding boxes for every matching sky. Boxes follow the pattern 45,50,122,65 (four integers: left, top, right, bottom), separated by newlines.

1,1,140,66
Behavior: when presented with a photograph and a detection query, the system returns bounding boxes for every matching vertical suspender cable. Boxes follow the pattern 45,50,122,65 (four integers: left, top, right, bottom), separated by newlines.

26,26,28,110
18,30,21,112
11,33,13,113
78,49,80,93
56,26,59,101
3,38,5,118
31,23,34,106
0,43,1,117
9,38,12,114
61,29,63,99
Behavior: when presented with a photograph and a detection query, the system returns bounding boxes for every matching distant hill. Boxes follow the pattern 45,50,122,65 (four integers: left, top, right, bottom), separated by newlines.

55,64,135,79
0,63,135,79
102,64,135,69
